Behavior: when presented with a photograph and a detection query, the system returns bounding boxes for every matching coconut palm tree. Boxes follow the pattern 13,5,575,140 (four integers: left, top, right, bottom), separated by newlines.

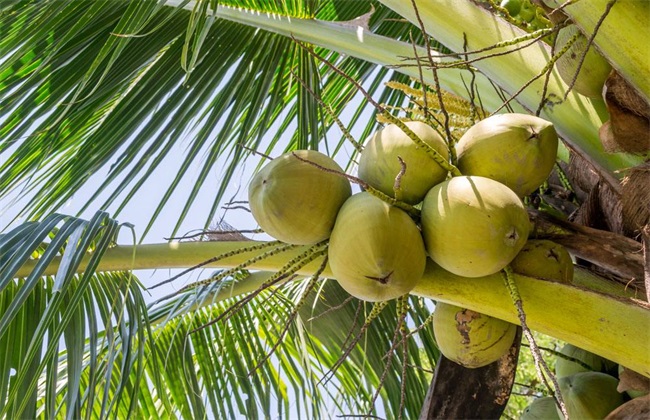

1,0,648,418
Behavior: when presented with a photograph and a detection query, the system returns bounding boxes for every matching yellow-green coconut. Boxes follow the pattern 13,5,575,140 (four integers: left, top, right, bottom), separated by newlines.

421,176,530,278
358,121,449,204
557,372,624,419
328,192,426,302
456,113,558,197
510,240,574,283
521,397,561,420
248,150,351,245
432,302,517,368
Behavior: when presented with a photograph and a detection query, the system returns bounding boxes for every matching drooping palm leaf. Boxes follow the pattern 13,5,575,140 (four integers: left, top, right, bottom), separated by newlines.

28,265,439,418
0,203,439,419
0,212,154,419
137,275,438,418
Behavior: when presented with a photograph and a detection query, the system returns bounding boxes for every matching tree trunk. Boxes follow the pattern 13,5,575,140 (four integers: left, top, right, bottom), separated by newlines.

419,328,522,419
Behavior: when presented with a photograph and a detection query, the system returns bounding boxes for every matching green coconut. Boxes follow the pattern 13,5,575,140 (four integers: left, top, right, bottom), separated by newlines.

557,372,624,419
456,113,559,197
421,176,530,278
432,302,517,368
328,192,426,302
521,397,561,420
555,24,612,99
358,120,449,204
555,343,618,378
510,240,574,283
248,150,351,245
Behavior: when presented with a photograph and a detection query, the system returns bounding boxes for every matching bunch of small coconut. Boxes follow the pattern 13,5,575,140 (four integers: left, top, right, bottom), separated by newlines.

248,113,565,365
248,113,560,287
354,113,562,366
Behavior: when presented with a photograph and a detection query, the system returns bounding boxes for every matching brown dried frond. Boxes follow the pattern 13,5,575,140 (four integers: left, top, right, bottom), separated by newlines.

601,71,650,154
204,220,252,241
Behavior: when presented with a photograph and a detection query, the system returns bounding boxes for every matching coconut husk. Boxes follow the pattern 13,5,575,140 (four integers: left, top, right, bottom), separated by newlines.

601,71,650,153
562,151,648,290
567,150,624,235
571,181,604,228
568,152,600,195
599,181,624,235
622,162,650,236
604,394,650,420
618,367,650,395
571,180,624,235
605,71,650,119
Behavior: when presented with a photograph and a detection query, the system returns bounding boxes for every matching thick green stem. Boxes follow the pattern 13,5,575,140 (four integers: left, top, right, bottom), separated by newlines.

166,1,504,110
378,0,644,183
550,0,650,100
15,240,650,376
416,260,649,378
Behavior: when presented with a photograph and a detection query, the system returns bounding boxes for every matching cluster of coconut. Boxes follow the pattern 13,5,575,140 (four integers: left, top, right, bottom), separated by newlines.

521,344,649,419
249,112,567,365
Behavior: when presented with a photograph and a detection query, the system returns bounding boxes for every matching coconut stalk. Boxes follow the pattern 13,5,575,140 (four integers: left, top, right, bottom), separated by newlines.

14,240,650,377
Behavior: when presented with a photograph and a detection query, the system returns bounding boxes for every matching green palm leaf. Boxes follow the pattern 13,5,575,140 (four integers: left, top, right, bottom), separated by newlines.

0,206,439,418
0,212,154,419
0,0,429,240
138,275,439,418
21,266,440,418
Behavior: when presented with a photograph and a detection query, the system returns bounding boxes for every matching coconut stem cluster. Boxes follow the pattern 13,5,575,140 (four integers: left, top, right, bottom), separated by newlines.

247,112,573,376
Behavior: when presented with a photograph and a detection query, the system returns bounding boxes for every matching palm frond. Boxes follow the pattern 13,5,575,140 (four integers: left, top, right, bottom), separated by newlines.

0,212,153,419
3,212,438,419
129,275,439,418
43,267,439,418
0,0,431,240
